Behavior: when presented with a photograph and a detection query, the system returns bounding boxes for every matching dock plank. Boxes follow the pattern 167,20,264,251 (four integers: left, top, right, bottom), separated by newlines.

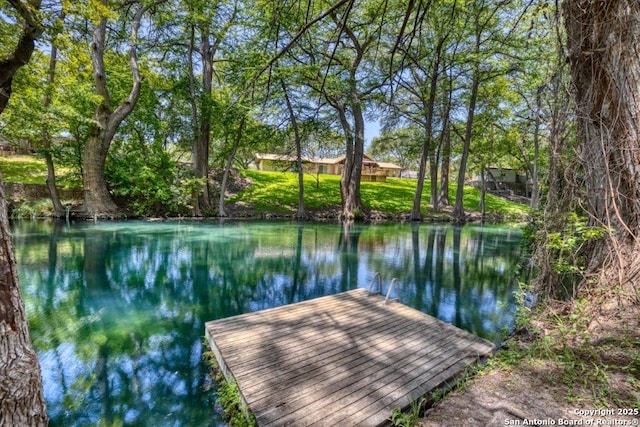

205,288,495,426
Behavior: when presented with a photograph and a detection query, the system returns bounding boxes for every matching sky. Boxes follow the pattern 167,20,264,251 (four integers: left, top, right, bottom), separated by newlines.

364,119,381,150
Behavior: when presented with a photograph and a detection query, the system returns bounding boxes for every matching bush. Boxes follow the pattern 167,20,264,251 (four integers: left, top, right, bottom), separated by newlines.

9,199,53,219
106,141,194,217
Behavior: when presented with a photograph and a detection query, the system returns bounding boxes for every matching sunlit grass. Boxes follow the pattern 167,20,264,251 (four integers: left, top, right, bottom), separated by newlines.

236,170,531,219
0,155,48,184
0,156,531,220
0,155,77,188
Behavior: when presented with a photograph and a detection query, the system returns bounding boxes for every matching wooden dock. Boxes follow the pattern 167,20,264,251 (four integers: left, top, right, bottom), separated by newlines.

205,288,495,426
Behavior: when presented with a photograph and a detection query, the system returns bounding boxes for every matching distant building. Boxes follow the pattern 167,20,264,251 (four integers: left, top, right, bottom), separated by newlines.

471,167,530,197
253,153,403,182
484,167,527,184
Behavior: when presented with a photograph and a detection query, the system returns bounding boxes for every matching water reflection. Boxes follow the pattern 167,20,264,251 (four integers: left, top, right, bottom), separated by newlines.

13,220,522,426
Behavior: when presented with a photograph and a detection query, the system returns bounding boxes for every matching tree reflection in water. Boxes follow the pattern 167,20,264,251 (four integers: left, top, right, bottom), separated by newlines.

12,220,522,426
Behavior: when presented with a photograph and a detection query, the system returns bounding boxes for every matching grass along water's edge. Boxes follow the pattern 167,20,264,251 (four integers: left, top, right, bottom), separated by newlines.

0,155,531,221
202,345,257,427
232,170,531,221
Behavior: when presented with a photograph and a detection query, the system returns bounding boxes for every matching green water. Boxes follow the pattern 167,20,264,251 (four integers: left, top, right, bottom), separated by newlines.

12,220,523,426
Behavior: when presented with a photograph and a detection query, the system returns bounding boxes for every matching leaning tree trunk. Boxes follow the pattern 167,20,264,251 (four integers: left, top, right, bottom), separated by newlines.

0,0,42,115
563,0,640,291
218,117,245,217
42,10,65,217
0,174,48,426
0,2,48,424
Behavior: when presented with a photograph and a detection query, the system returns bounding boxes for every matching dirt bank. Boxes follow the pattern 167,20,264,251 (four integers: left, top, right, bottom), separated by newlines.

422,285,640,426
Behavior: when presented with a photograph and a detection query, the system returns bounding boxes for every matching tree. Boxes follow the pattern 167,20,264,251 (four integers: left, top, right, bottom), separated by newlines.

185,0,239,216
387,0,454,219
0,0,48,424
0,1,40,114
369,128,420,174
280,79,307,219
42,9,66,217
82,1,152,218
297,0,386,219
555,0,640,294
451,0,531,221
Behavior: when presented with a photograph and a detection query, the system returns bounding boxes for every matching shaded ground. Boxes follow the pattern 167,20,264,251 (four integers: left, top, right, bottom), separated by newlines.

422,285,640,426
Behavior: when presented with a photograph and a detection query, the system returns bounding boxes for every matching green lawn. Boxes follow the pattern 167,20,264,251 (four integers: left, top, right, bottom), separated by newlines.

0,155,530,219
234,170,531,219
0,155,49,184
0,155,79,188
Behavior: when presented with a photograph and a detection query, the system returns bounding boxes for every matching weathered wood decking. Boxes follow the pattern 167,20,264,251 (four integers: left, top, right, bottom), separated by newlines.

205,288,495,426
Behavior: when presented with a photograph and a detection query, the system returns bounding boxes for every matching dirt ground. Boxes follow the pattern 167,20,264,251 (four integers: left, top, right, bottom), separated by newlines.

422,290,640,427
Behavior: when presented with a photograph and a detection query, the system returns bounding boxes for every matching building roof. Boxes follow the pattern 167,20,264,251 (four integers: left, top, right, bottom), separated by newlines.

254,153,314,162
377,161,403,170
254,153,401,170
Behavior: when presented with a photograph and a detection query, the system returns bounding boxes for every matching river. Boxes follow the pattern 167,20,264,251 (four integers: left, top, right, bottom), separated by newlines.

12,220,522,426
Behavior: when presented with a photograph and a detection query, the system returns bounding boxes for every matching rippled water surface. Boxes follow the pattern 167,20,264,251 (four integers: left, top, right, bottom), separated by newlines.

13,220,522,426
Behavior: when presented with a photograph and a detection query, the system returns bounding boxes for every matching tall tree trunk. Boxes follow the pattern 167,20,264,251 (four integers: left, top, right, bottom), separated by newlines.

193,24,214,216
530,85,543,209
411,142,429,221
0,174,48,426
344,101,366,218
562,0,640,291
335,102,365,219
430,152,439,211
439,67,454,207
43,11,66,217
479,166,486,219
187,23,202,217
218,116,245,217
187,5,237,216
452,56,480,222
83,3,147,218
439,124,451,206
281,80,305,219
411,38,443,220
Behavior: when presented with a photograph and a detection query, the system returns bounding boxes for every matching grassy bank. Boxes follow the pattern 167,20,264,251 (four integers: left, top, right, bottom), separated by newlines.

0,155,49,184
0,155,530,220
0,155,77,187
233,170,530,220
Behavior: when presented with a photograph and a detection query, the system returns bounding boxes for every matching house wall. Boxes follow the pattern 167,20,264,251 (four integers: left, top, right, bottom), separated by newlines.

361,174,387,182
380,168,401,178
486,168,517,183
255,154,401,179
323,164,341,175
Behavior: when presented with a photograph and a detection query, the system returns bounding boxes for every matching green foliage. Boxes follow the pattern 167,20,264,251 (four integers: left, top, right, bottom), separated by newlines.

204,349,257,427
9,199,54,219
389,396,426,427
105,141,192,217
215,380,257,427
369,128,421,171
545,212,608,276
